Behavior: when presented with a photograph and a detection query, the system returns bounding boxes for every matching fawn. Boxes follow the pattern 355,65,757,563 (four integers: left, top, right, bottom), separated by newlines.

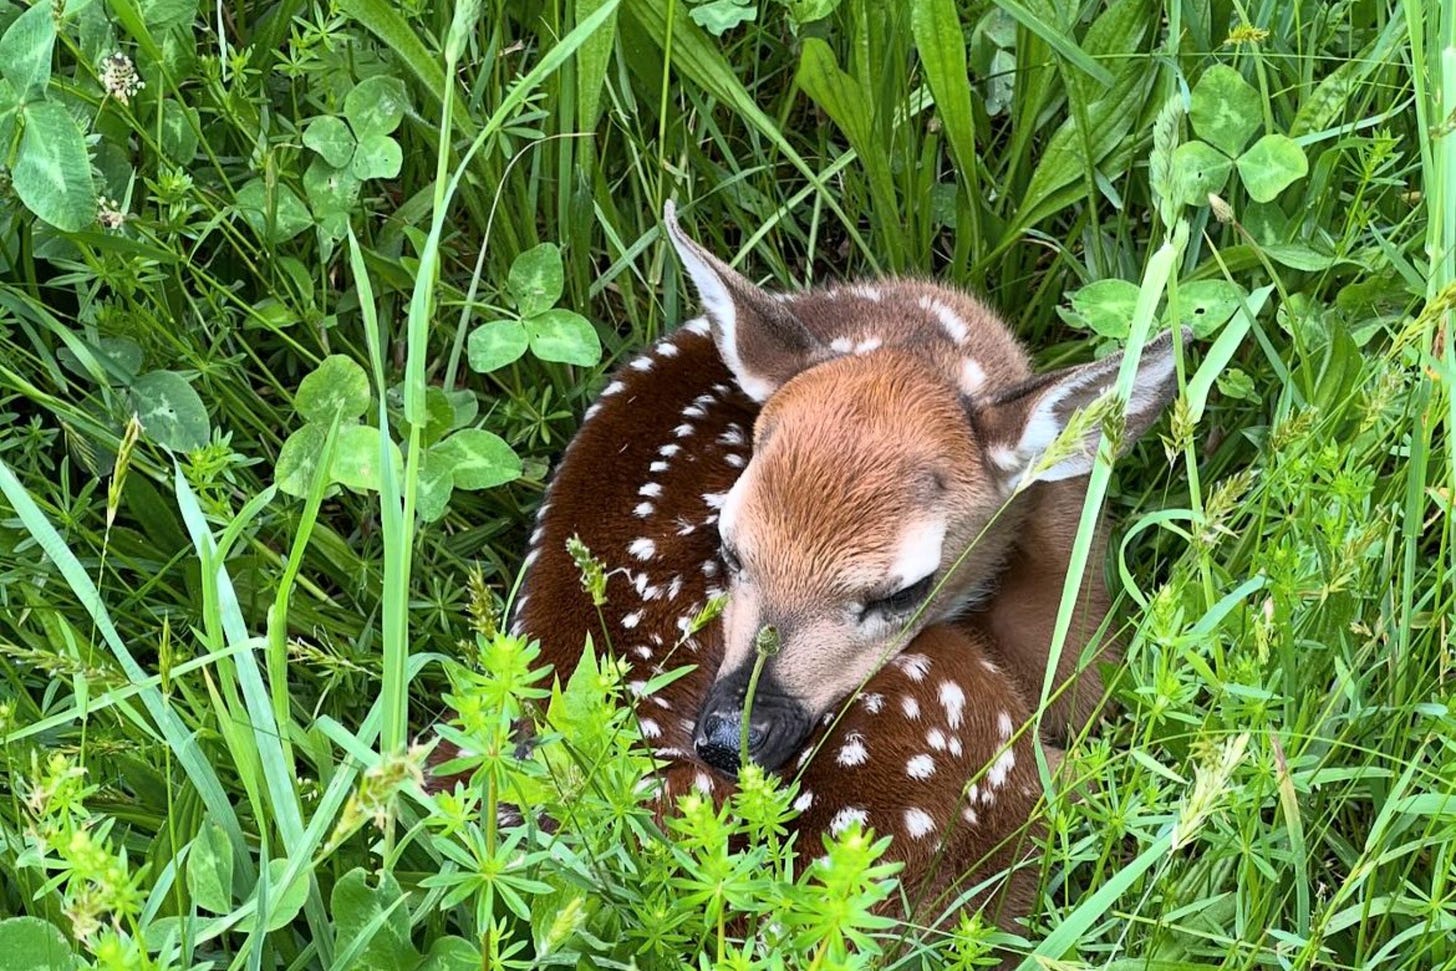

434,202,1183,931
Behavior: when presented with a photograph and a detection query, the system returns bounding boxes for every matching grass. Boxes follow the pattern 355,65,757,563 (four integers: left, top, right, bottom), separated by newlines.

0,0,1453,967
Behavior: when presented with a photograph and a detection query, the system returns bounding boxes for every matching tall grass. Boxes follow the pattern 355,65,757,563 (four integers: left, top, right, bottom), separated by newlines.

0,0,1451,967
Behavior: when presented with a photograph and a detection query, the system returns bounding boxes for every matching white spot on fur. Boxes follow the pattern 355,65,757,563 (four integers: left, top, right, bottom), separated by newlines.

829,807,868,835
837,733,868,767
894,653,931,681
703,492,727,509
634,502,655,518
630,356,654,372
639,718,661,738
674,424,694,438
949,736,963,757
959,358,987,395
927,728,947,751
939,681,966,729
628,538,656,560
997,711,1014,740
657,341,679,357
667,575,684,600
621,610,642,629
530,526,545,544
988,747,1017,789
904,807,935,839
906,754,936,779
859,693,884,714
682,404,708,418
639,482,663,498
918,295,969,344
854,337,882,354
702,560,719,577
726,453,746,468
659,443,682,457
794,791,814,812
901,695,921,720
523,549,539,568
962,805,979,826
634,645,653,659
602,380,625,396
980,657,1001,673
852,284,883,302
684,317,712,336
718,427,745,446
830,336,853,354
650,460,669,473
583,403,602,421
694,771,715,793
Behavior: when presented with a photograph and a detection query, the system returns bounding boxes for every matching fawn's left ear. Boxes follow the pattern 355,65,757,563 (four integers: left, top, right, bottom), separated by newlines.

664,201,826,402
973,329,1187,487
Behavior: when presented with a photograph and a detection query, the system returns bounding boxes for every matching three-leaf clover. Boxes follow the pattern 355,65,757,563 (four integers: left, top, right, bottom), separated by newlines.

275,355,520,521
298,75,408,240
466,243,603,372
1173,65,1309,207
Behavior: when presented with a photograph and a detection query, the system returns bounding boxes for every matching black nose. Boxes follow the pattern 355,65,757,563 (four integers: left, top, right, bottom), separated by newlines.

694,710,765,776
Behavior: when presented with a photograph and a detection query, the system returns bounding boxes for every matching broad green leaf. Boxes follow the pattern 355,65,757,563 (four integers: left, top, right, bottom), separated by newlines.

1010,0,1152,234
296,354,371,423
275,424,328,498
243,858,310,933
1235,133,1308,203
185,821,235,914
466,320,529,372
0,79,17,149
14,101,97,233
128,370,210,451
351,133,403,180
302,157,362,239
436,428,522,490
417,447,456,522
0,2,56,97
780,0,842,25
158,99,200,164
1171,140,1232,207
524,309,601,366
796,38,900,261
688,0,755,35
1189,64,1261,157
331,424,403,493
1216,366,1256,401
444,389,478,430
236,179,312,243
574,0,619,130
331,868,417,969
417,936,479,971
344,75,408,136
303,115,356,168
97,336,144,382
1065,278,1140,339
1172,280,1247,337
508,243,564,316
422,387,455,446
911,0,979,206
1260,242,1343,272
0,916,75,971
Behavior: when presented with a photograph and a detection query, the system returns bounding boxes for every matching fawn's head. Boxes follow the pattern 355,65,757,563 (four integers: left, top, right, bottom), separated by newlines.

664,203,1183,776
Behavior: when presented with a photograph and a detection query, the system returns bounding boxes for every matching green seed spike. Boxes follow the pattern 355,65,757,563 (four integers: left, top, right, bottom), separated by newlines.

754,624,781,657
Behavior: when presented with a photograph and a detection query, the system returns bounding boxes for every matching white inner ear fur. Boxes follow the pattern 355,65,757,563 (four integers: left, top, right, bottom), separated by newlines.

886,519,946,590
666,214,777,403
1012,342,1178,485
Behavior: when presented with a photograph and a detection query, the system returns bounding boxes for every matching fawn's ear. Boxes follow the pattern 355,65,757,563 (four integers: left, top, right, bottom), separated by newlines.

973,330,1186,487
664,201,826,402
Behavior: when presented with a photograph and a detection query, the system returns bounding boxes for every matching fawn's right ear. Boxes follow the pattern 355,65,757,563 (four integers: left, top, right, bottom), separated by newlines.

664,201,826,402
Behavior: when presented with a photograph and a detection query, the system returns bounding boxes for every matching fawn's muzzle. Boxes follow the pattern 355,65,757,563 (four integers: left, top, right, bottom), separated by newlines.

694,668,810,776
